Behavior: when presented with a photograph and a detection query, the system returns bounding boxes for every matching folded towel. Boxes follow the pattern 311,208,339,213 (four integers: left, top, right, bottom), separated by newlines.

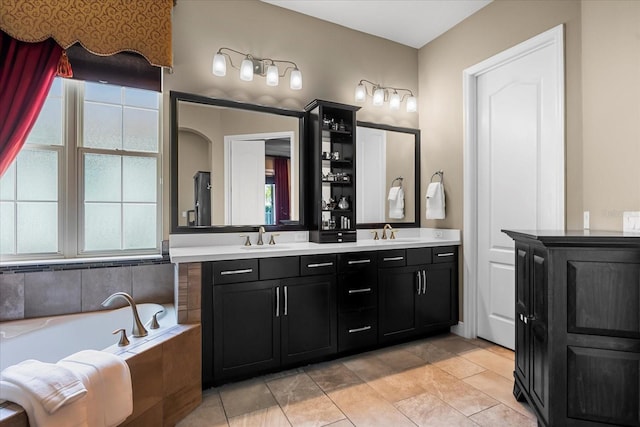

388,187,405,219
58,350,132,427
0,359,87,414
426,182,446,219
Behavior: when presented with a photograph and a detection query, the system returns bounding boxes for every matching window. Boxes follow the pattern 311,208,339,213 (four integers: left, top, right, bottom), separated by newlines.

0,78,161,260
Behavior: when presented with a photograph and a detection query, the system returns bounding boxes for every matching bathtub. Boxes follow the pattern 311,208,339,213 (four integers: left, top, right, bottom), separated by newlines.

0,303,176,372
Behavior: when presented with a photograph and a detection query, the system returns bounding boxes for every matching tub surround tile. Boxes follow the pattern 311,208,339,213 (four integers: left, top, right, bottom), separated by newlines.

132,263,174,304
164,384,202,427
24,270,81,317
121,401,163,427
0,273,24,321
187,263,201,309
163,325,201,397
124,345,164,421
81,266,132,312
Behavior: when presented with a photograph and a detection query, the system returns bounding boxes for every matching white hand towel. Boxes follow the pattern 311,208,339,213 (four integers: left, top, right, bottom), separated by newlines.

388,187,405,219
58,350,132,427
0,380,88,427
426,182,445,219
0,359,87,414
387,186,401,201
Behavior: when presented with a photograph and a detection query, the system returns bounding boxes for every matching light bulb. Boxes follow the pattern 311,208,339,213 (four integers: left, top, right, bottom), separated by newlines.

354,83,366,102
240,58,254,81
389,92,401,110
290,68,302,90
212,53,226,76
266,64,279,86
406,95,417,112
373,87,385,106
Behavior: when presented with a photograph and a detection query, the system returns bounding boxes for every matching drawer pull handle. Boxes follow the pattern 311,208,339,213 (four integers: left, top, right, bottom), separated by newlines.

348,326,372,334
422,270,427,294
348,259,371,265
348,288,372,294
437,252,455,257
308,262,334,268
383,256,404,262
284,286,288,316
275,286,280,317
220,268,253,275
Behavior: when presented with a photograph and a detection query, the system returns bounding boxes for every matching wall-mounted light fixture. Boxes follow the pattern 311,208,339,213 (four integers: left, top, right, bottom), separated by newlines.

354,79,417,112
212,47,302,90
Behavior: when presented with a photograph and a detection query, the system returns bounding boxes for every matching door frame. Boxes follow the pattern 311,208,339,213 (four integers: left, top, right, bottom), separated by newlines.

458,24,565,340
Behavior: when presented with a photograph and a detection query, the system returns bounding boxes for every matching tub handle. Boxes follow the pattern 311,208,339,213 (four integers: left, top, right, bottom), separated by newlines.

112,328,130,347
149,310,163,329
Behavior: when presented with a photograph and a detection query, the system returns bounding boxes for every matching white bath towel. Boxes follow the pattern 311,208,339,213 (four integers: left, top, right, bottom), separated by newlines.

0,359,87,414
426,182,446,219
58,350,132,427
388,186,405,219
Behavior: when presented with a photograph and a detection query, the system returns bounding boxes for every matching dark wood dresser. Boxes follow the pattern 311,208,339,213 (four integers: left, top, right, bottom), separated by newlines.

503,230,640,427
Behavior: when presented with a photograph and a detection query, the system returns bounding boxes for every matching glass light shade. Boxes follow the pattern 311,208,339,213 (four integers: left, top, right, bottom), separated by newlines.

212,53,227,76
290,69,302,90
389,92,401,110
406,95,418,112
354,84,366,102
266,64,279,86
372,88,385,106
240,58,254,81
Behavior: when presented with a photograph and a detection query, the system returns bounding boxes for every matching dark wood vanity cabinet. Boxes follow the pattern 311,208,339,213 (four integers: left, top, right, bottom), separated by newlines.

204,256,336,385
305,100,360,243
504,230,640,427
378,247,458,345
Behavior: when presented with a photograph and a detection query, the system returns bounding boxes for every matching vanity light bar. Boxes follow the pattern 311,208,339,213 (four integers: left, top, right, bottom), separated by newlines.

355,79,417,112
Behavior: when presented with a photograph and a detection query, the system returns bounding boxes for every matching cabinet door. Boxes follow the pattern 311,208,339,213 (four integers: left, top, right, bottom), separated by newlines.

213,280,280,381
514,243,530,390
417,263,457,330
280,275,337,365
529,247,548,416
378,266,418,343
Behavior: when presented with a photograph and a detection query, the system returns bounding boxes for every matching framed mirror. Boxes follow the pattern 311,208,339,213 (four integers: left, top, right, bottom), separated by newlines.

170,91,305,233
355,121,420,228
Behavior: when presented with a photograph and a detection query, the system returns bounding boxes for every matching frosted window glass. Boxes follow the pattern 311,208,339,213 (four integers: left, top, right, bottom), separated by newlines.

84,102,122,149
123,107,158,152
0,202,15,254
84,154,121,202
85,203,121,251
84,82,121,104
0,164,15,200
26,97,63,146
124,88,158,109
16,150,58,201
123,157,156,202
124,204,156,249
16,202,57,253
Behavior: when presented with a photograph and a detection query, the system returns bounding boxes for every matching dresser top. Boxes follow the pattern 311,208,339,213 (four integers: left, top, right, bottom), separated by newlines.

502,229,640,247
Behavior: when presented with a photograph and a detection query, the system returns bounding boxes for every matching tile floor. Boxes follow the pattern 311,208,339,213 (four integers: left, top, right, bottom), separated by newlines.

177,334,537,427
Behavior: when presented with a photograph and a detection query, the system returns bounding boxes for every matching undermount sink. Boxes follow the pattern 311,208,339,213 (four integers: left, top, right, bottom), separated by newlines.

376,237,420,243
240,244,290,250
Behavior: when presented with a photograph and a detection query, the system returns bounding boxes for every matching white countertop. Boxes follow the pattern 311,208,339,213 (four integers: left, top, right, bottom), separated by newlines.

169,228,460,263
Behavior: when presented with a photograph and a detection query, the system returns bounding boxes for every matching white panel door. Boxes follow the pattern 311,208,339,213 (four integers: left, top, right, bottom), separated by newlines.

476,37,564,349
229,139,265,225
356,127,386,223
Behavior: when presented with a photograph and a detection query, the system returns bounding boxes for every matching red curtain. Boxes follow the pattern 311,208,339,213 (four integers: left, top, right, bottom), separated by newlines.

274,157,290,224
0,31,62,177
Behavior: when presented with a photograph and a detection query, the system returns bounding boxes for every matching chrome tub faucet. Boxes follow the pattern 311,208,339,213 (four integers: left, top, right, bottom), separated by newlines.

101,292,148,338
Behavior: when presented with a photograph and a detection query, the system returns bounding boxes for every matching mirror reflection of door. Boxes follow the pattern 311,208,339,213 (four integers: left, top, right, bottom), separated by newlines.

356,127,386,223
224,132,294,226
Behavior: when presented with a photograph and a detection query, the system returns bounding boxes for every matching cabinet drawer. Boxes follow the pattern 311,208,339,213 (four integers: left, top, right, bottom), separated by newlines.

300,254,336,276
432,246,458,263
338,309,378,352
407,247,432,266
212,259,259,284
260,256,300,280
338,270,377,312
338,252,376,273
378,249,406,268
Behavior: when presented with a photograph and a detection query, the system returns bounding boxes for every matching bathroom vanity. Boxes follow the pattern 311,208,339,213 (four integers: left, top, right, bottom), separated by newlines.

503,230,640,427
170,229,460,387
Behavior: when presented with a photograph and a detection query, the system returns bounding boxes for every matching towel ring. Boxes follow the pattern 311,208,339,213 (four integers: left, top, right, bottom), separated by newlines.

391,177,403,187
430,170,444,184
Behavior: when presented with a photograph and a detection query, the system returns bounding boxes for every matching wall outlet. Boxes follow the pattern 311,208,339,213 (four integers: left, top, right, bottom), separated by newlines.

623,211,640,232
434,230,444,238
583,211,590,230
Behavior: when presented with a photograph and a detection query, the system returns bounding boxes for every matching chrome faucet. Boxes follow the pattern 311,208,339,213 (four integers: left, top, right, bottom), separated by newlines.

382,224,396,240
257,226,266,245
101,292,148,338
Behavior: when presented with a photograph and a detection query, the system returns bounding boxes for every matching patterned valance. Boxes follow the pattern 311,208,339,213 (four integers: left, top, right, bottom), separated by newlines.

0,0,173,67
